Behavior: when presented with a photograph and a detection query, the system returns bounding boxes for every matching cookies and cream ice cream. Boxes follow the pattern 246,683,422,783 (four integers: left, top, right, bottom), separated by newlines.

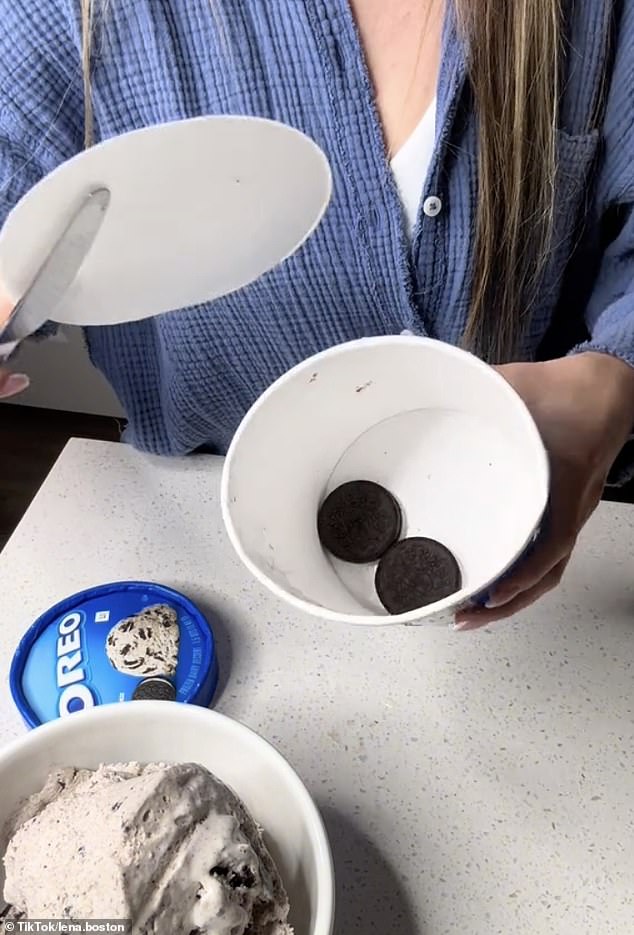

2,762,293,934
106,605,180,678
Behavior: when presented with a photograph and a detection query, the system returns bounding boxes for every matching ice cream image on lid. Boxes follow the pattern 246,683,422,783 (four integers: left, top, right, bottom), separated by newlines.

106,604,180,678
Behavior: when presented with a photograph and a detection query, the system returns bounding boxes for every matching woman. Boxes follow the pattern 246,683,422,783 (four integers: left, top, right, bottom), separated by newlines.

1,0,633,628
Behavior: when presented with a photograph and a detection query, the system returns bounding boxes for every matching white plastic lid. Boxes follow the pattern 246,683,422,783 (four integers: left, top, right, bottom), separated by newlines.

0,116,332,327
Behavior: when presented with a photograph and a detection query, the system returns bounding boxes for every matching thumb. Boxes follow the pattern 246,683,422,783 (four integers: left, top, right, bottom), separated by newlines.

0,285,13,326
0,370,29,399
0,285,28,398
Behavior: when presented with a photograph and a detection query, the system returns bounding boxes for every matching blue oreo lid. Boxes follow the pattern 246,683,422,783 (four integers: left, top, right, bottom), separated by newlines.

10,581,219,728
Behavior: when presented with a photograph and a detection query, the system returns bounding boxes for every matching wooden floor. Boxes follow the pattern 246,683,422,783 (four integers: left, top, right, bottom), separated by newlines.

1,403,632,552
0,405,123,550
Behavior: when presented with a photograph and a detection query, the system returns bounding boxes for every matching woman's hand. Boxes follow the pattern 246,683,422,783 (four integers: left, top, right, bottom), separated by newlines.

0,295,29,399
455,352,634,630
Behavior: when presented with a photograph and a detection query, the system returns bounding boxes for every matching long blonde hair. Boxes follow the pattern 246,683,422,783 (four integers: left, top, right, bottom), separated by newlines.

456,1,562,362
80,0,572,362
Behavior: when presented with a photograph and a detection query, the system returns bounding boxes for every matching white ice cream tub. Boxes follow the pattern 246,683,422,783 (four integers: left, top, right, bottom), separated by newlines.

222,335,549,626
0,702,334,934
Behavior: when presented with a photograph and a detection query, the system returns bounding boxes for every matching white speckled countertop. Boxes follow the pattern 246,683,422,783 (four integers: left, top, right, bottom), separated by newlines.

1,438,633,935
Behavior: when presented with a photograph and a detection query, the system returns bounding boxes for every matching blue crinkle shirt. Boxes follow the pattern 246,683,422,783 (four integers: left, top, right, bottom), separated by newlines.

1,1,634,455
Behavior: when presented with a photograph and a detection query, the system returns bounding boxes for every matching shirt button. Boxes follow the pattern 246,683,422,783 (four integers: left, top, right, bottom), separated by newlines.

423,195,442,217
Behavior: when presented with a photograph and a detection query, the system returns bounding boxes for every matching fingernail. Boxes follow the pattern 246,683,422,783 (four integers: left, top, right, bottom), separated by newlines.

485,592,515,610
484,598,503,610
453,619,471,631
0,373,30,399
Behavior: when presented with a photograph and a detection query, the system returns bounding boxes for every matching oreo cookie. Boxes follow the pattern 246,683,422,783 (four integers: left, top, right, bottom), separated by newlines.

318,480,402,564
133,677,177,701
375,537,462,614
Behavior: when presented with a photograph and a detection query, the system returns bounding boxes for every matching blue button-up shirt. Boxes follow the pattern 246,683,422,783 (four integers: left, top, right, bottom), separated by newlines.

1,0,632,455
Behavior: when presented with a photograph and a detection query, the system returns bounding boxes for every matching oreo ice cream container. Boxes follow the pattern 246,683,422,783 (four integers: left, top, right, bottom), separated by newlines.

10,581,219,728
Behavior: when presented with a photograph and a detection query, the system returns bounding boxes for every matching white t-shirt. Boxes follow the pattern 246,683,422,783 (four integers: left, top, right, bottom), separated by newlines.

390,98,437,237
